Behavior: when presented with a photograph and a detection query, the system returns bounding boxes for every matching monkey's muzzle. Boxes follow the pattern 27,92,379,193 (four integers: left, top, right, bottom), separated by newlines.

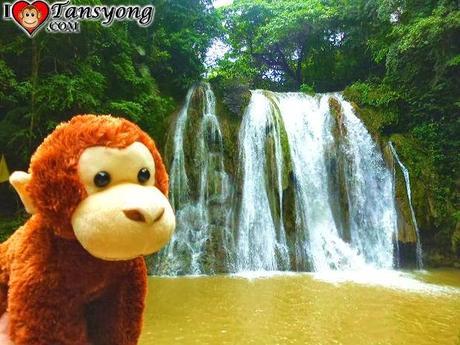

71,183,175,261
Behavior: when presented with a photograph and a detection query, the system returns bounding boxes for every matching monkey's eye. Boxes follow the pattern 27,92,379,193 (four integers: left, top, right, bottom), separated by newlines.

31,13,35,17
94,171,111,188
137,168,151,184
26,13,30,16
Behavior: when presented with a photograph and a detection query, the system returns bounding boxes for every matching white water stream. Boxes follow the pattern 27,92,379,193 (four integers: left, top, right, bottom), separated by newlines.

154,86,422,275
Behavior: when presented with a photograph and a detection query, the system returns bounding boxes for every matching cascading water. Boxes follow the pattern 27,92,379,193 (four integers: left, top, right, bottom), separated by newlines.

152,84,422,275
388,142,423,269
236,92,290,271
153,83,234,275
235,91,399,272
338,97,397,269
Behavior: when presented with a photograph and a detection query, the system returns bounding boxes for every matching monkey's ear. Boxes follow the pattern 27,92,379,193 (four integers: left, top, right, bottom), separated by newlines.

9,171,37,214
37,11,41,19
18,12,23,19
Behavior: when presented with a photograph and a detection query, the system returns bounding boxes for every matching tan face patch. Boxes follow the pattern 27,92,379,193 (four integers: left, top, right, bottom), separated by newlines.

78,142,156,195
71,142,175,261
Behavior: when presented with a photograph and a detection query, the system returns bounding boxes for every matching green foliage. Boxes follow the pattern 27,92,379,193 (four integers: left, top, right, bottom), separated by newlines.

0,0,218,164
0,214,27,242
299,84,315,95
344,84,400,135
149,0,220,96
0,0,219,219
345,82,401,108
342,1,459,261
208,55,260,88
213,0,381,91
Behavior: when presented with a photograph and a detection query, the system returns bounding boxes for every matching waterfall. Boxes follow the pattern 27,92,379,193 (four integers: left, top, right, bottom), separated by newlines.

236,91,290,271
236,91,398,271
152,84,422,275
153,83,234,275
168,87,193,210
388,142,423,269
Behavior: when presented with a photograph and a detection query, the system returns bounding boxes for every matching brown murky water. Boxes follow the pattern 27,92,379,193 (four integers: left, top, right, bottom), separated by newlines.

139,270,460,345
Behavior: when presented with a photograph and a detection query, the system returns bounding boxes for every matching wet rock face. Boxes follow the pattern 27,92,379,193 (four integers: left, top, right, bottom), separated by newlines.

327,97,350,243
329,97,347,138
349,98,459,267
382,144,417,244
153,83,235,275
153,84,447,275
211,78,251,118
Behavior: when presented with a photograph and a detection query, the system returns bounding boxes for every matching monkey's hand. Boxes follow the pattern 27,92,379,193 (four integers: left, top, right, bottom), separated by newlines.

0,313,15,345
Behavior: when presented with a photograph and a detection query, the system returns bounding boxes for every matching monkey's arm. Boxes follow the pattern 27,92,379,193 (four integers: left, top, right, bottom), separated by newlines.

86,258,147,345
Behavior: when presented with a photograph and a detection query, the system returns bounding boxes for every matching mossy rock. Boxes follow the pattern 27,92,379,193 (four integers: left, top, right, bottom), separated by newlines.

343,86,399,135
337,90,457,266
217,112,240,180
382,144,417,243
389,135,442,229
348,102,384,143
282,176,296,236
209,77,251,118
262,92,292,190
329,97,347,137
211,80,246,182
387,131,456,263
163,107,182,170
277,112,293,191
326,97,351,241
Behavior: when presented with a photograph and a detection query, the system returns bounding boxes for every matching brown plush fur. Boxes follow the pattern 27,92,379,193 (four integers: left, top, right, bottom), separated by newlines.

0,115,169,345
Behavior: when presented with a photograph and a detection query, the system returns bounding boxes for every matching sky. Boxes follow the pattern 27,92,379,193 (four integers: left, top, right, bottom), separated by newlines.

205,0,234,69
213,0,233,8
205,39,230,69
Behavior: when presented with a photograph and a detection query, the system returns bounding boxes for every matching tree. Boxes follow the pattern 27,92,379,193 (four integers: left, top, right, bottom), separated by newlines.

215,0,386,91
149,0,221,97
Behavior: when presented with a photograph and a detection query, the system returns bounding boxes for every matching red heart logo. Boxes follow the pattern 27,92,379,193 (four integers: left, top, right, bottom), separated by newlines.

12,1,50,37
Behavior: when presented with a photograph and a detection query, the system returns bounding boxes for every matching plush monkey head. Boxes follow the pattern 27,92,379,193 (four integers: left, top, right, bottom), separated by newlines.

9,115,175,261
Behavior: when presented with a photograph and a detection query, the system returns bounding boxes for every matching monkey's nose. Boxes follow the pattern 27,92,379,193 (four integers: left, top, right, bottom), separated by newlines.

123,209,146,223
123,207,165,224
152,207,165,222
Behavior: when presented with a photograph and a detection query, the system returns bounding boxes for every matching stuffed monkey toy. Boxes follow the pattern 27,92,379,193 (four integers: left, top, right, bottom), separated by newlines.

0,115,175,345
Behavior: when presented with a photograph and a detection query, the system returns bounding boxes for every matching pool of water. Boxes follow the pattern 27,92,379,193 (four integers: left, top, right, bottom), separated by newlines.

139,269,460,345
